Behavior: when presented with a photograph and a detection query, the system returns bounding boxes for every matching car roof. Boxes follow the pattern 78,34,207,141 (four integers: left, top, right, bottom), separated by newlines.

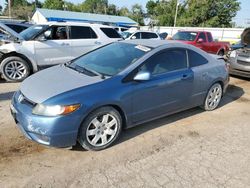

178,30,209,33
43,21,114,28
126,30,157,34
120,39,184,48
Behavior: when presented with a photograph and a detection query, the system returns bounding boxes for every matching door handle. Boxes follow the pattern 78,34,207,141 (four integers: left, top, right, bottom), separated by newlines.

95,41,102,45
181,73,193,80
61,43,70,46
202,72,208,77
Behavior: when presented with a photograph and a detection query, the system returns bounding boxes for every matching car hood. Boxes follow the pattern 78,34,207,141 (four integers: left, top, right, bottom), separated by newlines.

241,28,250,46
20,65,103,104
0,23,23,41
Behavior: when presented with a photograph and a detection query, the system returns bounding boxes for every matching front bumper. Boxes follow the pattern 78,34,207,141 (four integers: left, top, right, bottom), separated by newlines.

10,91,82,148
228,55,250,78
229,67,250,78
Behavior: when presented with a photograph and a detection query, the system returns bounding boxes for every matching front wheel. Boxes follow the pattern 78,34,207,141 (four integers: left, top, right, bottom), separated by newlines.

0,56,30,82
203,83,223,111
78,107,122,151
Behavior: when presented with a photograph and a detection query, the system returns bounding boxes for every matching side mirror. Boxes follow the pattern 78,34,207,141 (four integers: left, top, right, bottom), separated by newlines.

133,71,151,81
197,38,204,43
37,35,47,42
131,36,136,40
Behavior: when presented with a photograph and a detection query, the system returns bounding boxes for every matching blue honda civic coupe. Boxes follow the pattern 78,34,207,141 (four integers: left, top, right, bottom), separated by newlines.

10,40,229,150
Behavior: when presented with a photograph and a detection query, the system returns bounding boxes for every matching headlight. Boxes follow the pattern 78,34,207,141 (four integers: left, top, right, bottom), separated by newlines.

32,104,80,116
229,50,237,58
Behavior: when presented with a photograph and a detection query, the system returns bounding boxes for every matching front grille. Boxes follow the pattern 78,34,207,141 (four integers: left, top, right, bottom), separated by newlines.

238,54,250,58
237,60,250,66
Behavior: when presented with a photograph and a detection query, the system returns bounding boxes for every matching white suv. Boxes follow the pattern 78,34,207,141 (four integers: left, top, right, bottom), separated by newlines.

121,30,161,40
0,22,122,81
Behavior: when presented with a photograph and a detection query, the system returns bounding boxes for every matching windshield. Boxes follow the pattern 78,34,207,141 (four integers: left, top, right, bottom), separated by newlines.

121,32,132,39
69,42,150,76
173,32,198,41
20,25,48,40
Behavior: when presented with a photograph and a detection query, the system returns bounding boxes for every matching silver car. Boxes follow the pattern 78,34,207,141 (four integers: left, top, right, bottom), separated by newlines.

228,28,250,78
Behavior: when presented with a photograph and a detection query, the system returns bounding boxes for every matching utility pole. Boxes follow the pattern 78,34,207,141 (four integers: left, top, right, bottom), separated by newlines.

174,0,179,27
8,0,11,18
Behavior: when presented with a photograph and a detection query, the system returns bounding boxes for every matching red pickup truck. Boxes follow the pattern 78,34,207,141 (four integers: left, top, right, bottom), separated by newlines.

172,31,230,56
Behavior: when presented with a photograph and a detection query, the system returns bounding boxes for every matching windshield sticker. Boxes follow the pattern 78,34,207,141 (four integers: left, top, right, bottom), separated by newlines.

34,26,43,30
190,32,197,35
135,45,151,52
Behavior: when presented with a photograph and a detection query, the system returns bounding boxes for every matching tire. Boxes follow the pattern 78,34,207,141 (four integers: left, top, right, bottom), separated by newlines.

78,107,122,151
0,56,30,82
218,50,224,56
202,83,223,111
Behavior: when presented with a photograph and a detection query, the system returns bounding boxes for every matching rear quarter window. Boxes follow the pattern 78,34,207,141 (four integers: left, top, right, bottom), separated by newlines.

188,50,208,67
141,32,158,39
100,28,121,38
70,26,97,39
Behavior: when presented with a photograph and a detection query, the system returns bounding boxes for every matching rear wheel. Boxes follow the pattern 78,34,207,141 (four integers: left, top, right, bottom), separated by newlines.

0,56,30,82
203,83,223,111
78,107,122,151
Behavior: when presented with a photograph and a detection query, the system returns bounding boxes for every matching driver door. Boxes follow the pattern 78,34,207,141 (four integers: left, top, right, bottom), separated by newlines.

131,48,194,123
34,25,73,67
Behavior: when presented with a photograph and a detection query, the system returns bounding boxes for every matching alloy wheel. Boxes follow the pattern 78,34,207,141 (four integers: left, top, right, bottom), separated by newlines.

4,61,27,80
86,114,118,147
205,83,222,110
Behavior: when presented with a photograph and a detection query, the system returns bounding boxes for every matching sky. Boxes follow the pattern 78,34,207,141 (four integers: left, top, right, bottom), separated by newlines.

1,0,249,27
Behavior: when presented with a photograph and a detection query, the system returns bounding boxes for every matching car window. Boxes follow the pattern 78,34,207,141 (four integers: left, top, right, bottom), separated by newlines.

5,24,28,33
141,32,158,39
42,26,68,40
121,28,128,32
140,49,187,76
207,33,213,42
188,50,208,67
100,28,121,38
198,32,207,42
133,32,141,39
69,43,148,76
172,32,197,41
70,26,97,39
20,25,48,40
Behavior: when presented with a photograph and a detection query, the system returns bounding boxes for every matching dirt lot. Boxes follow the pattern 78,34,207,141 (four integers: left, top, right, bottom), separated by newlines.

0,77,250,188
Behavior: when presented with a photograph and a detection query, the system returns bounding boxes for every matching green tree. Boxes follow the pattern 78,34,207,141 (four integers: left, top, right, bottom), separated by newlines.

3,0,34,19
146,0,157,16
130,4,144,25
43,0,64,10
146,0,240,27
107,4,117,15
33,0,43,8
64,2,81,12
118,7,130,16
80,0,108,14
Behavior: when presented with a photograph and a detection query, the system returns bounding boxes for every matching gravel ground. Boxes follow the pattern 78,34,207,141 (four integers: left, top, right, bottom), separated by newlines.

0,76,250,188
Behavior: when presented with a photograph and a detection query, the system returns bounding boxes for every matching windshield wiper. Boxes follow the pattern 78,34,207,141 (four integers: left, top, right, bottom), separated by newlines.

74,65,107,79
